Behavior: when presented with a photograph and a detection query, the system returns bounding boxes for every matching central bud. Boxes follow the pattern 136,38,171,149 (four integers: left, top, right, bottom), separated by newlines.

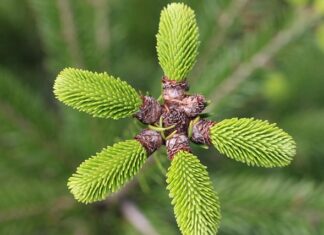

161,104,190,135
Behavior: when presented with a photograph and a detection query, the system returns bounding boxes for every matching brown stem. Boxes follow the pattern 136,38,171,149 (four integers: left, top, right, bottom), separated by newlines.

121,200,160,235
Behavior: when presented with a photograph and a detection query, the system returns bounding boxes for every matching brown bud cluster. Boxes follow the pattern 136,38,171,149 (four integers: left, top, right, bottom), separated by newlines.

134,77,215,159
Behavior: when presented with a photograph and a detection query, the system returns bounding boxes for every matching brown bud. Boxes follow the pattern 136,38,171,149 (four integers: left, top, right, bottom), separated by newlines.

162,76,189,100
134,96,162,124
166,133,191,160
135,129,162,155
182,95,206,117
191,119,215,145
161,105,190,135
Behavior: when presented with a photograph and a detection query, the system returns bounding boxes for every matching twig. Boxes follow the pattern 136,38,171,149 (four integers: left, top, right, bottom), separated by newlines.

121,200,160,235
56,0,84,67
207,8,322,111
91,0,110,67
105,156,161,235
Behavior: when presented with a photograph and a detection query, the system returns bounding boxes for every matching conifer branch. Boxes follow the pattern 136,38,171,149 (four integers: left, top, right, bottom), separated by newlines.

92,0,110,67
0,69,56,137
54,68,142,119
167,151,221,235
68,140,147,203
29,0,73,72
194,0,250,78
56,0,84,67
217,174,324,234
156,3,199,82
0,69,72,167
207,0,249,51
210,118,296,167
207,7,322,110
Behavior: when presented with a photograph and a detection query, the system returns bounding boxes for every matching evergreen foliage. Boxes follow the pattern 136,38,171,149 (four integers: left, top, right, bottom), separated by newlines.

217,174,324,234
54,68,142,119
210,118,296,167
0,68,57,137
167,151,220,235
68,140,147,203
29,0,110,72
156,3,199,81
29,0,73,72
1,0,323,234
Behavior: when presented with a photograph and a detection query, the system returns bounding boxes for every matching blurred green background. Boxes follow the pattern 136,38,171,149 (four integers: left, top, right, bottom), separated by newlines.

1,0,324,234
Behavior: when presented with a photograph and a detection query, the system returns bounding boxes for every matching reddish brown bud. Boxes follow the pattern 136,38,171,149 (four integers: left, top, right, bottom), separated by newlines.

182,95,206,117
161,105,190,135
135,129,162,155
166,134,191,160
162,76,189,100
191,119,215,145
134,96,162,124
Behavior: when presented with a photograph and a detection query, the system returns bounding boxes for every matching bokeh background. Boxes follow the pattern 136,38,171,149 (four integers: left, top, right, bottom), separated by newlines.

1,0,324,234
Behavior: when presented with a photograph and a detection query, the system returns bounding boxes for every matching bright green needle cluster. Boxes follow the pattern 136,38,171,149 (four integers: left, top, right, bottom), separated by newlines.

156,3,199,82
68,140,147,203
54,68,142,119
210,118,296,167
51,3,297,235
167,151,221,235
